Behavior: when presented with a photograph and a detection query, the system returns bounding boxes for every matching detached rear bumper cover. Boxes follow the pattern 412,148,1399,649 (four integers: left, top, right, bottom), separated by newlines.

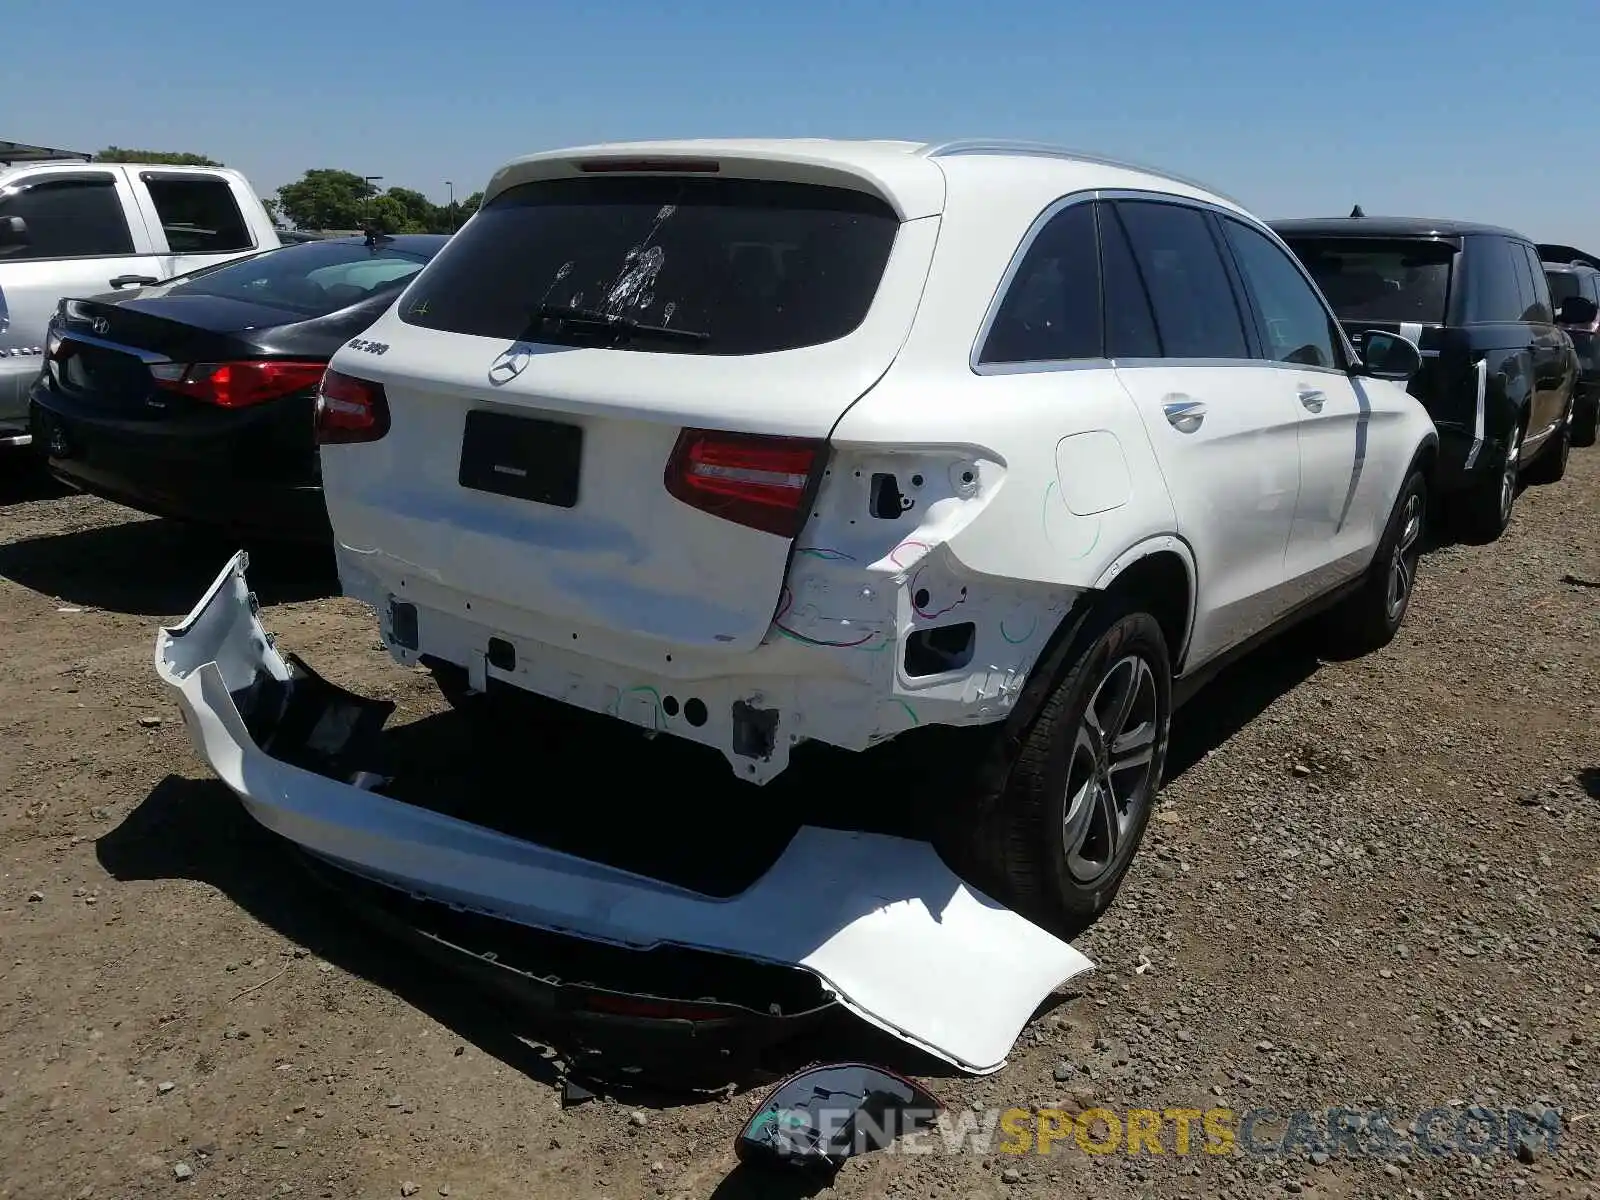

155,553,1094,1074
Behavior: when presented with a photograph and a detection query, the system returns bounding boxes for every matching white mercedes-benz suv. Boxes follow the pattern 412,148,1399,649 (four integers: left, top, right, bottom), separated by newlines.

160,139,1436,975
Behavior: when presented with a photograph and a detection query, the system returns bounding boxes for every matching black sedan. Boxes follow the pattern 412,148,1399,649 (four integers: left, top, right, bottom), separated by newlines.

29,233,447,542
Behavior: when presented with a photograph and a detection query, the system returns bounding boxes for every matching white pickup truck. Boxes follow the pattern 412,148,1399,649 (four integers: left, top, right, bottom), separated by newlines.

0,161,280,445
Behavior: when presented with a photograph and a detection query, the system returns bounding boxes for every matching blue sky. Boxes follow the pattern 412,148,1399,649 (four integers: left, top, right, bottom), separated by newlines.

6,0,1596,247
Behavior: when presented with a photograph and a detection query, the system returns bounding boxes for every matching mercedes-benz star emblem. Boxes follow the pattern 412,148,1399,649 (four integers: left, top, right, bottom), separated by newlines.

488,346,532,386
91,317,110,336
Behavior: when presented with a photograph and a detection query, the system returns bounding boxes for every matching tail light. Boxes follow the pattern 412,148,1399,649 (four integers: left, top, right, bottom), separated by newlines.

150,360,328,409
663,428,825,537
315,369,389,444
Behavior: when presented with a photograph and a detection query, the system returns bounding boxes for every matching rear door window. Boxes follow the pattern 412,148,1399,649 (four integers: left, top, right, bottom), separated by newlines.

163,238,437,316
979,201,1101,365
1221,218,1342,369
1113,200,1250,359
1516,243,1552,322
1281,236,1455,324
399,176,901,355
0,174,134,260
142,174,254,254
1098,203,1161,359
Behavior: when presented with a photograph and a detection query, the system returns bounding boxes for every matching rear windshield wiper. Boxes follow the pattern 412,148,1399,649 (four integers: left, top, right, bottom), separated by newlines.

529,303,709,346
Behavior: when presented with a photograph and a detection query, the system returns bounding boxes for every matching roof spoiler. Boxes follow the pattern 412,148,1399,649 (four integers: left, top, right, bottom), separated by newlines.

1536,242,1600,270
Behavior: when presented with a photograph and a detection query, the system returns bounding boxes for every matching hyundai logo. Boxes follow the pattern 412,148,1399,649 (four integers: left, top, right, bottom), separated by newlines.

488,345,533,386
91,317,110,336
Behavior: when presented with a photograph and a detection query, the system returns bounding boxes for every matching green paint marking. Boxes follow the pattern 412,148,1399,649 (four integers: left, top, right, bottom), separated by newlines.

893,698,920,726
1000,615,1038,644
1067,520,1103,560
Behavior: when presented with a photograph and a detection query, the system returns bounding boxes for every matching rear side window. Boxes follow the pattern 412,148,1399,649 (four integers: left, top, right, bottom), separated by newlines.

1463,236,1527,323
979,201,1100,365
164,239,437,316
399,176,901,355
1222,218,1341,368
1585,273,1600,306
0,175,134,260
142,174,253,254
1114,200,1249,359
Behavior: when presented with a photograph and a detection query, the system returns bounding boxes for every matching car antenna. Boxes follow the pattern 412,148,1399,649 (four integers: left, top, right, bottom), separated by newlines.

1349,204,1365,218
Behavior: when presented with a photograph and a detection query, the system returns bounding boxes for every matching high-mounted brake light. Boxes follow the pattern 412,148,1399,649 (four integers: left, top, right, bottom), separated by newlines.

151,360,328,409
577,157,720,174
315,369,389,444
663,428,825,538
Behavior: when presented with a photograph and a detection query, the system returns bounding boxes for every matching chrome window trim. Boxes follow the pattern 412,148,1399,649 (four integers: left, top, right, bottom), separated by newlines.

972,188,1289,376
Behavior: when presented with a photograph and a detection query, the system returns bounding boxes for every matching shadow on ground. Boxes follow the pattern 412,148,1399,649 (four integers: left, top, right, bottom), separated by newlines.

0,457,69,507
1164,622,1323,783
0,516,335,615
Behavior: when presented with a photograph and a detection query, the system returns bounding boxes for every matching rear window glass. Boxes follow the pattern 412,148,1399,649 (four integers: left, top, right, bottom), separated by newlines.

397,176,901,355
1546,269,1581,305
164,239,436,316
1281,237,1455,323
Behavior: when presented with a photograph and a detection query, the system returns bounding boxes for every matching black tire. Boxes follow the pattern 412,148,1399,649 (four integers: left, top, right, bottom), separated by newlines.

1522,416,1571,486
1573,396,1598,448
939,598,1172,938
1325,467,1427,656
1457,423,1522,543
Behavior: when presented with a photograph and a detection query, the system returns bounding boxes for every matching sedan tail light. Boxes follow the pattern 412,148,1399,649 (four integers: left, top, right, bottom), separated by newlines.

315,369,390,444
150,360,329,409
663,428,826,537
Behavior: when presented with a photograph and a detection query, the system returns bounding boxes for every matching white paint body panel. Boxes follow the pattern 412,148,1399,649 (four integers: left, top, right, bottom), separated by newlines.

155,553,1095,1074
316,138,1436,782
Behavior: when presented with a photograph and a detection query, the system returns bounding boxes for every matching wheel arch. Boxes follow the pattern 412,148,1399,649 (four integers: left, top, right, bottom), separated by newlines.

1001,537,1195,747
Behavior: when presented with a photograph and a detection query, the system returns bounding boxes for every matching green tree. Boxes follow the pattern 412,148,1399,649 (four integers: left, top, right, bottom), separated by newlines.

364,195,412,235
457,191,483,221
275,169,380,231
94,147,223,166
261,197,283,227
382,187,437,233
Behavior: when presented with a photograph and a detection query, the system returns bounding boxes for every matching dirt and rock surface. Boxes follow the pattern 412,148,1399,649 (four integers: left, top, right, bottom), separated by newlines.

1,455,1596,1200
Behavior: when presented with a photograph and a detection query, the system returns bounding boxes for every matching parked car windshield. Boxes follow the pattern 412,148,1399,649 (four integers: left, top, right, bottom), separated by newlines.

1280,236,1455,323
162,239,437,317
1545,269,1581,306
397,175,901,354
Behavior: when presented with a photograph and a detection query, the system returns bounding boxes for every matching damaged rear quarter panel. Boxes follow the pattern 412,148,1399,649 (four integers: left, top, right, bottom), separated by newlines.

803,364,1179,742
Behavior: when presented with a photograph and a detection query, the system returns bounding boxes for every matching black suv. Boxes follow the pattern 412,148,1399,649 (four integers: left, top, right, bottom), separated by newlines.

1273,217,1581,540
1538,243,1600,447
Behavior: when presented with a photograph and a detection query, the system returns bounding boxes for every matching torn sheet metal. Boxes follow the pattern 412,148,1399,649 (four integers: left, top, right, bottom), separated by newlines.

154,552,1094,1074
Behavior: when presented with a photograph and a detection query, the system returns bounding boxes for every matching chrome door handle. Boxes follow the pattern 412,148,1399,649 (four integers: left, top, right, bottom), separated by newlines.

1162,397,1206,433
1297,387,1326,412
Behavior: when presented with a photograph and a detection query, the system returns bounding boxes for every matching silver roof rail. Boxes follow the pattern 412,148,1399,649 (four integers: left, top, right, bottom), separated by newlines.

919,139,1242,207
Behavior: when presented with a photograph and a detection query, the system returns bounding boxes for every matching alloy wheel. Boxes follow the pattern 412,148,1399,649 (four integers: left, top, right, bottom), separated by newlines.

1062,654,1161,885
1499,428,1521,523
1386,489,1424,620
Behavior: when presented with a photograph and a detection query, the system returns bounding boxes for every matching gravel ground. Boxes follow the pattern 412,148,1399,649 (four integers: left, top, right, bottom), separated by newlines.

0,451,1596,1200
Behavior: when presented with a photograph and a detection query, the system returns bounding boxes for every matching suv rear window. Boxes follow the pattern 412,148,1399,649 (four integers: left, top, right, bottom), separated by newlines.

398,176,901,355
1280,236,1455,323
